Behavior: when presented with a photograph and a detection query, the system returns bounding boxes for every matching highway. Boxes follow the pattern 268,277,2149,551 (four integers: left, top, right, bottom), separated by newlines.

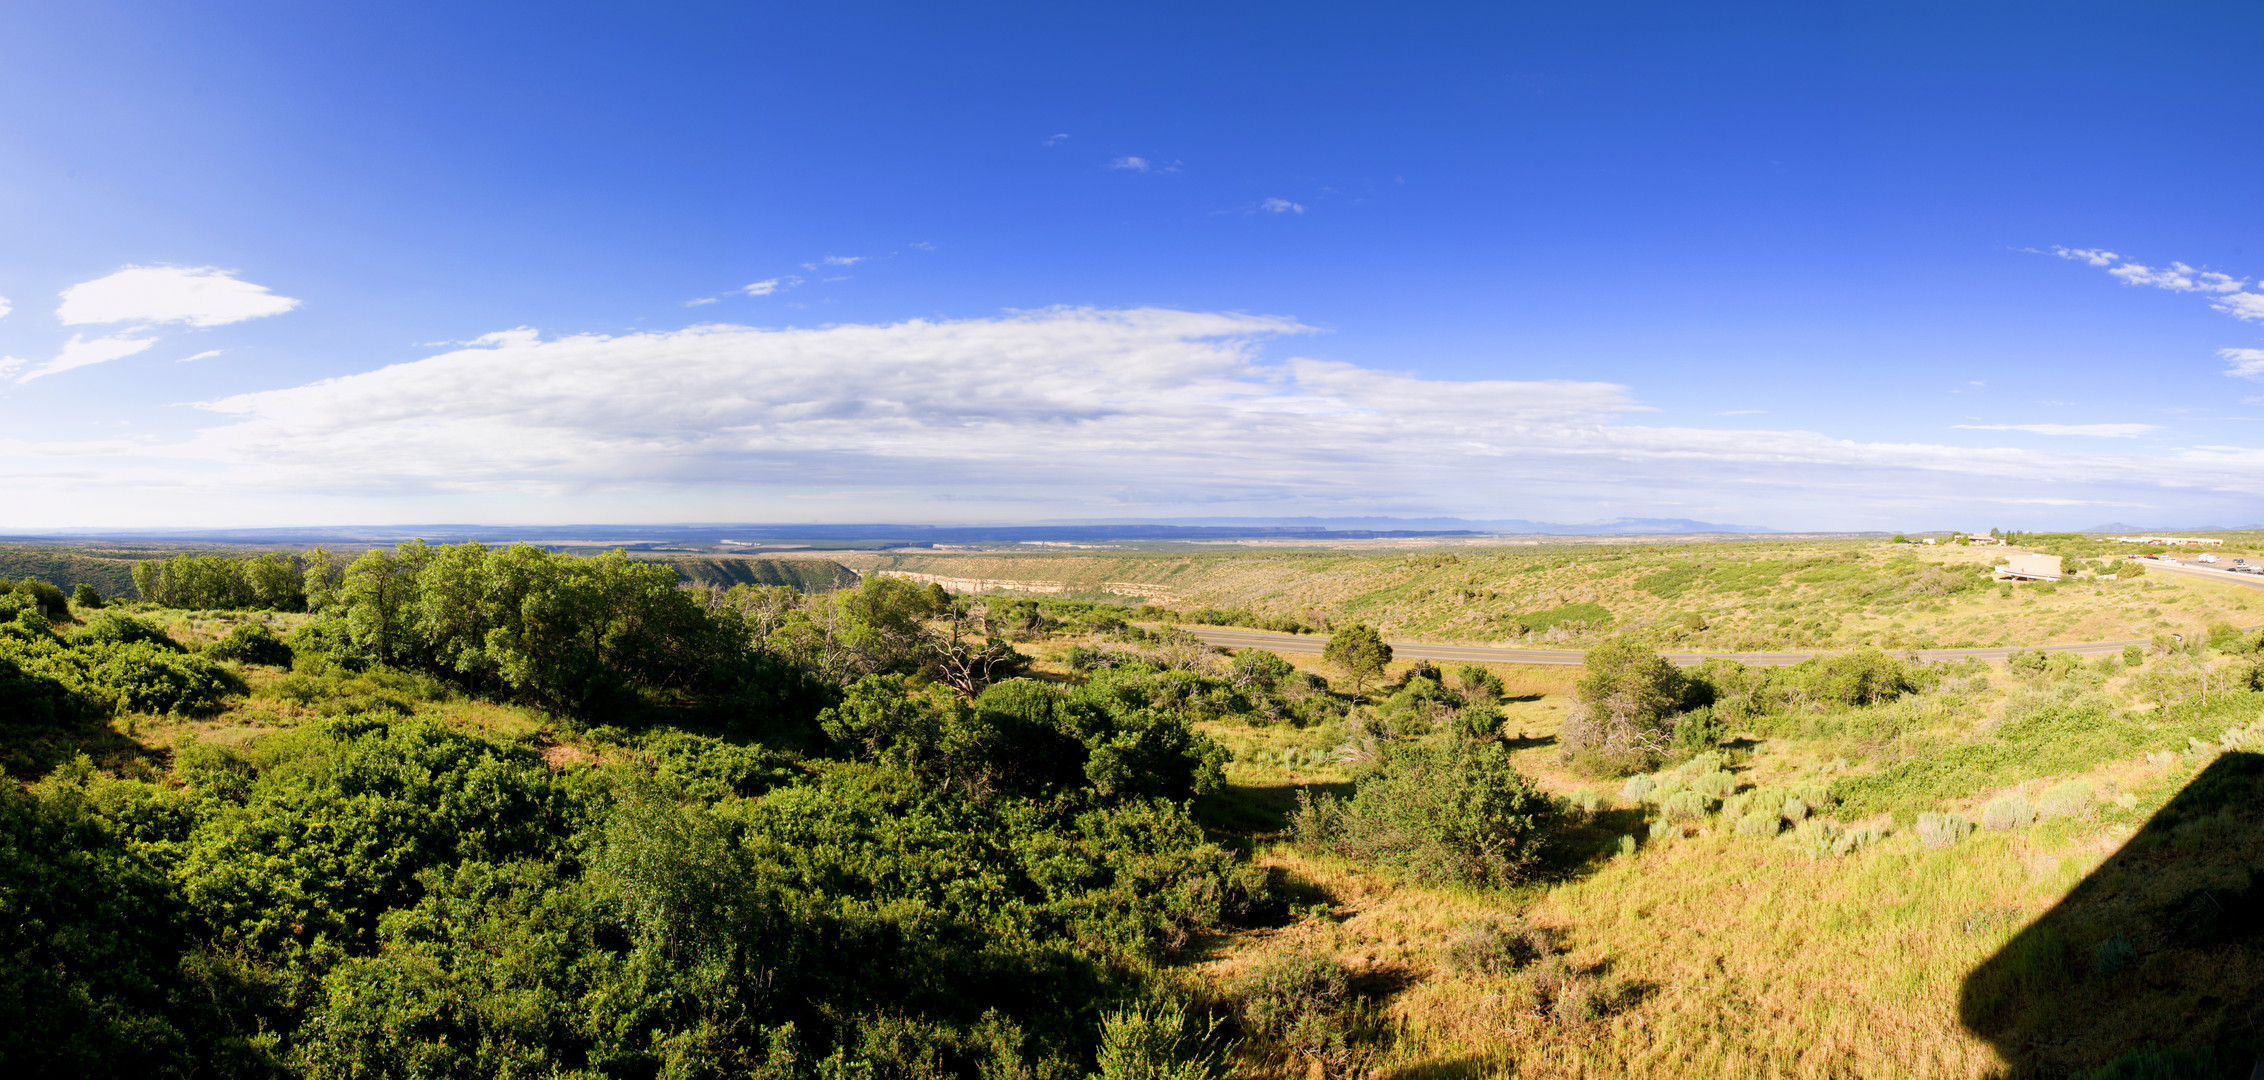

1176,559,2264,668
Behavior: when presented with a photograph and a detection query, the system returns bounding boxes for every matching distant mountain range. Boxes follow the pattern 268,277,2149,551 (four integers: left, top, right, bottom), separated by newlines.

0,517,1780,548
2082,522,2264,534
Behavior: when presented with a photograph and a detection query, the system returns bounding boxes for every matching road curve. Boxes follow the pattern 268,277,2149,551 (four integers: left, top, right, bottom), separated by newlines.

1177,560,2264,669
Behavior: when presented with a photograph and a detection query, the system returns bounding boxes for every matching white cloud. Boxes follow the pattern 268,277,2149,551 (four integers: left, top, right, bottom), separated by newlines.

177,349,224,364
683,297,719,307
2105,260,2246,294
16,333,160,383
1107,156,1179,174
1042,133,1070,146
1717,409,1764,416
1953,423,2158,437
2213,292,2264,322
2053,247,2119,267
58,265,300,327
0,295,11,319
797,257,860,271
2223,348,2264,380
12,306,2264,527
1259,197,1305,214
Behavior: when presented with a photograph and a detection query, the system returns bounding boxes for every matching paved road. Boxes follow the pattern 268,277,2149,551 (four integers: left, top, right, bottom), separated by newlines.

1178,559,2264,668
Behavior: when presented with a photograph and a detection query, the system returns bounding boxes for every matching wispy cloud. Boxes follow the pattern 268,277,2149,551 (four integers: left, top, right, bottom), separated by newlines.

798,257,861,271
15,333,160,383
1717,409,1764,416
2223,348,2264,381
0,294,11,320
1042,133,1070,146
1953,423,2158,438
1107,156,1180,174
683,297,719,307
59,265,300,327
2054,247,2264,376
744,276,802,296
177,349,224,364
1259,197,1305,214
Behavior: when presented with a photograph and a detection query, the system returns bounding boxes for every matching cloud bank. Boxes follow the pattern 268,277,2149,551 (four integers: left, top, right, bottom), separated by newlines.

7,307,2262,527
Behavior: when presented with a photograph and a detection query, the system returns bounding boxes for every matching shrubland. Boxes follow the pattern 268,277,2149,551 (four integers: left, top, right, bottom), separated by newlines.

7,539,2264,1078
849,534,2264,649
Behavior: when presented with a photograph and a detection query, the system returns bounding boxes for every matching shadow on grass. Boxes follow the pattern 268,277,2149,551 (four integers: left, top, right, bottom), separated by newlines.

1961,751,2264,1078
1194,780,1354,843
1502,733,1558,753
1532,805,1650,883
2,717,173,783
1375,1052,1502,1080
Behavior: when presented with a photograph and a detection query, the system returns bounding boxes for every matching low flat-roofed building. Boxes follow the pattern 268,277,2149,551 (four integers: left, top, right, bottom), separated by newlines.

1966,532,2004,546
1997,553,2063,581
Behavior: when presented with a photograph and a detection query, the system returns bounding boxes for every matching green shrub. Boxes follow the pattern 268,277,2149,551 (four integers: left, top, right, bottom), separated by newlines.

1982,794,2036,831
2039,779,2093,818
1093,998,1224,1080
1735,811,1779,838
1561,638,1686,775
1302,741,1557,888
2123,643,2145,667
1660,789,1709,821
7,577,69,619
1441,919,1546,976
1916,811,1971,849
1691,769,1738,800
73,613,182,652
204,622,294,667
1671,704,1725,757
1234,951,1354,1062
70,583,103,609
1619,774,1655,803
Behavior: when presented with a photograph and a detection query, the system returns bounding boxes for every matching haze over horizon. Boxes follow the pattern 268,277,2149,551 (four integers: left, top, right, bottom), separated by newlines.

3,3,2262,532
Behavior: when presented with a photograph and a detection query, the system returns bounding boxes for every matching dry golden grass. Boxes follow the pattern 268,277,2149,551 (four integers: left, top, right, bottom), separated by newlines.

1190,668,2233,1080
850,542,2262,651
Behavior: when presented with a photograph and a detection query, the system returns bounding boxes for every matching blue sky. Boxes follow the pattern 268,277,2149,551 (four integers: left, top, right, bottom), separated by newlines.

2,1,2261,530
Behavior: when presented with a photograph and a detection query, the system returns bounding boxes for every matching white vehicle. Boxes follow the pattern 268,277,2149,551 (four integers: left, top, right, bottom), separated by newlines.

2199,554,2221,564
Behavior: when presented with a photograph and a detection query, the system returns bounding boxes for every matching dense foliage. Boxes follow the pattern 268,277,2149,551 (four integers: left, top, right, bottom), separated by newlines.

0,545,1290,1079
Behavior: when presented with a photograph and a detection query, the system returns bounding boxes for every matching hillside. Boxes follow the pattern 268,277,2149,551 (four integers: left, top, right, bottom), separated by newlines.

640,555,860,592
0,546,150,600
846,537,2264,650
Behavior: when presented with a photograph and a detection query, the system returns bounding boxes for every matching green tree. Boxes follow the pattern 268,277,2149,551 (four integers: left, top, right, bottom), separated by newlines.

70,584,103,609
1322,623,1391,695
1562,636,1685,774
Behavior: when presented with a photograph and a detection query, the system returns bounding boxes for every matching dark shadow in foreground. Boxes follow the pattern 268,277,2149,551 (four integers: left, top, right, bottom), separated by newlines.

1961,751,2264,1078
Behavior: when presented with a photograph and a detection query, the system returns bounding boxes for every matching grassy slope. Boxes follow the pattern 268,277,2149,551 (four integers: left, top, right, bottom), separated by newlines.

1130,634,2264,1078
852,539,2264,650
